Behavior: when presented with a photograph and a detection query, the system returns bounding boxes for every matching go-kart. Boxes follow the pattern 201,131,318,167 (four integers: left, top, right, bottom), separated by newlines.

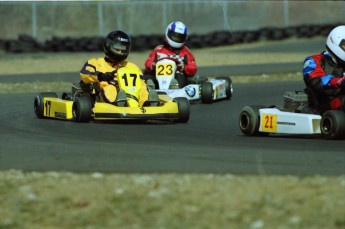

148,54,233,104
239,89,345,139
34,66,190,123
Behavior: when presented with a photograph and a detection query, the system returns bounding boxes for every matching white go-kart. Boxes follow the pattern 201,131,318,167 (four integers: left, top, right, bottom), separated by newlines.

150,54,233,104
239,89,345,140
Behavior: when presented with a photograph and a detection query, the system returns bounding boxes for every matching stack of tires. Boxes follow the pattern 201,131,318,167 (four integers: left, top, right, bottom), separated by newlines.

1,23,340,53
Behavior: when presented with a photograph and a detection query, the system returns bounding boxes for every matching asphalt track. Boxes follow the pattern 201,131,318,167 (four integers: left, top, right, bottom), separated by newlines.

1,78,344,175
0,38,344,175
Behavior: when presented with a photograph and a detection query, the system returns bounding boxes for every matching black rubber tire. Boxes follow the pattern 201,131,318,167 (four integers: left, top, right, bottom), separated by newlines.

61,92,72,100
73,95,92,123
34,92,58,118
174,97,190,123
201,81,213,104
320,110,345,140
239,105,267,136
216,76,233,100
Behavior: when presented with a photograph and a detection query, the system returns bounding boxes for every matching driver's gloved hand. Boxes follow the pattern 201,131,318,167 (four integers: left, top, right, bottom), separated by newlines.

336,77,345,90
177,61,184,72
97,70,116,82
150,62,156,71
341,78,345,90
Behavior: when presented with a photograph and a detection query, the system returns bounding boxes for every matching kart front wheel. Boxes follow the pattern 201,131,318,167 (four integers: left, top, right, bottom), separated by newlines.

216,77,233,100
320,110,345,140
73,95,92,123
174,97,190,123
34,92,58,118
201,81,213,104
239,105,267,136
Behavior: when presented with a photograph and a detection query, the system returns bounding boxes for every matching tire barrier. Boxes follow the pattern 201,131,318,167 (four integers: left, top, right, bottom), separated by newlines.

1,23,340,53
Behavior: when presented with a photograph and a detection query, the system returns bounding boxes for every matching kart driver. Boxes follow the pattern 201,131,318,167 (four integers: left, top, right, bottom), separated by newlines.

80,30,150,106
144,21,198,88
303,25,345,113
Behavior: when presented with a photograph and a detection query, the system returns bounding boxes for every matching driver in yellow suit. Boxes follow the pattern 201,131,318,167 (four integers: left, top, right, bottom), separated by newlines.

80,30,149,107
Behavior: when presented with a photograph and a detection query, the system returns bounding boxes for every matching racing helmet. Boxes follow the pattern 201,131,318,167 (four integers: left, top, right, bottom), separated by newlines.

326,25,345,67
104,30,131,63
165,21,188,49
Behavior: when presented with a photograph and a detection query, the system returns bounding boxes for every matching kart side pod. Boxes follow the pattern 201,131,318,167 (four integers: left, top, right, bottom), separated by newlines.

239,106,345,139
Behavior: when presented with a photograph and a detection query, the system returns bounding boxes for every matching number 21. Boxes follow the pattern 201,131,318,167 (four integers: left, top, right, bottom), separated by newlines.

265,115,273,129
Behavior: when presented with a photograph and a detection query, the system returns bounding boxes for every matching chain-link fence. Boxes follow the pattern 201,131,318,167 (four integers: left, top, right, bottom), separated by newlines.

0,0,344,41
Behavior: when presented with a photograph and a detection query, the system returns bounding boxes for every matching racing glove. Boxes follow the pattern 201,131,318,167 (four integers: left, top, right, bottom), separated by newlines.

339,77,345,90
173,55,185,72
97,70,116,82
177,61,184,72
150,62,156,71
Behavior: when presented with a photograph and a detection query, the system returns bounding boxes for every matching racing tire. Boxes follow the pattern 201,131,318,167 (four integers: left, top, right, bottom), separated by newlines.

72,95,92,123
34,92,58,118
216,77,233,100
320,110,345,140
201,81,213,104
239,105,268,136
174,97,190,123
61,92,73,100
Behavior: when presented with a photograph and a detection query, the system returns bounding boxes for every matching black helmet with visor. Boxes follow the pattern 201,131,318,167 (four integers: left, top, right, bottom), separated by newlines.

104,30,131,64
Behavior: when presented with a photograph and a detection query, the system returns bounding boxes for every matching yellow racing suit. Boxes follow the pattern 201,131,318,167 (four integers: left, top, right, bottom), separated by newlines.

80,57,149,106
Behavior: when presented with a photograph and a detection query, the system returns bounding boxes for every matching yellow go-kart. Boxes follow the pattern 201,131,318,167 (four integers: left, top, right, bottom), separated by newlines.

34,66,190,123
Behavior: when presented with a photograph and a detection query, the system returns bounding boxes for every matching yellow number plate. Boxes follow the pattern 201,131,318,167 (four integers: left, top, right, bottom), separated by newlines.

261,114,277,132
156,63,174,77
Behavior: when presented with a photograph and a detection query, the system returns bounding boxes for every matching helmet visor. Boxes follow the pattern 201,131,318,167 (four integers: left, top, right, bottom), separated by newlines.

339,39,345,52
111,43,129,55
168,30,187,43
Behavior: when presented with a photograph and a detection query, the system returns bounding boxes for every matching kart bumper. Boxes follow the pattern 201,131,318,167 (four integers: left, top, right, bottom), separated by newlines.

42,98,74,120
92,101,180,120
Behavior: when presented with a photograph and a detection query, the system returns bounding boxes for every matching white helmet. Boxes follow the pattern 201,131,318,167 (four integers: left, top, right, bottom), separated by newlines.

326,25,345,67
165,21,188,49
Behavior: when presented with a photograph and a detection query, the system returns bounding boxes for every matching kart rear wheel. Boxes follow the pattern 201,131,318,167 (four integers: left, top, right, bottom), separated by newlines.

201,81,213,104
239,105,267,136
34,92,58,118
216,77,233,100
61,92,73,100
174,97,190,123
320,110,345,140
73,95,92,123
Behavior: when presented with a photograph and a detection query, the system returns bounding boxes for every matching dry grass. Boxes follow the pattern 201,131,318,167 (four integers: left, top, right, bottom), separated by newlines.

1,171,345,229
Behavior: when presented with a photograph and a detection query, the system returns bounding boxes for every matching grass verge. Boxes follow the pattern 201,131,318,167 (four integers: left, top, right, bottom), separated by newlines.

1,170,345,229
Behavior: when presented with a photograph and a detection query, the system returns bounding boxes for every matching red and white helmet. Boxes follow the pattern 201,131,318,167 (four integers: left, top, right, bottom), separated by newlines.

326,25,345,67
165,21,188,49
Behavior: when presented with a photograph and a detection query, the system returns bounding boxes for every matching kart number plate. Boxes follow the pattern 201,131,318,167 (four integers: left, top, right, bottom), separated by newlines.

156,63,174,77
261,114,277,132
